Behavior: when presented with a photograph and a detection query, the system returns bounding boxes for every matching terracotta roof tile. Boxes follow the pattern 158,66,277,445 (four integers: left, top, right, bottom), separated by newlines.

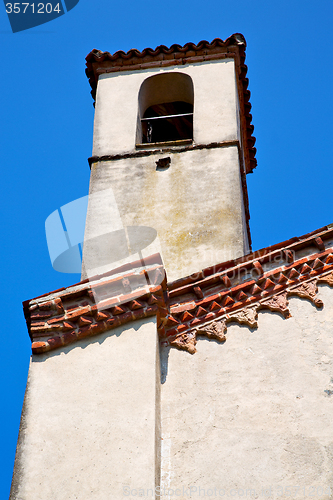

23,224,333,355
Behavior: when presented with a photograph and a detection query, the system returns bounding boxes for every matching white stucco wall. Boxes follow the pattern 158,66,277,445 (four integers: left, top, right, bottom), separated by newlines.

92,59,239,156
12,281,333,500
11,317,159,500
160,285,333,499
82,146,247,282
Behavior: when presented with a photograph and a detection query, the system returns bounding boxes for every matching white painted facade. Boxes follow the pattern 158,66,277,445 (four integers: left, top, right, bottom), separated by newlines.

92,60,240,156
160,286,333,498
11,317,160,500
82,58,249,282
11,286,333,499
83,147,248,282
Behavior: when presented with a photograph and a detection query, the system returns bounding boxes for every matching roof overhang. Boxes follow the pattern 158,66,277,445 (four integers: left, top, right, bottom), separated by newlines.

24,224,333,355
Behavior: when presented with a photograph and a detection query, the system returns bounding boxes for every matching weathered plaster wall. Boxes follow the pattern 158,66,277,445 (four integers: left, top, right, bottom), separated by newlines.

160,285,333,499
10,317,160,500
92,59,238,156
13,263,333,500
82,146,248,281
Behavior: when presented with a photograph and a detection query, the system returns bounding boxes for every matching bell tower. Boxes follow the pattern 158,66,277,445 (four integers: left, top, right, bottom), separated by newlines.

11,35,259,500
13,34,333,500
83,33,256,282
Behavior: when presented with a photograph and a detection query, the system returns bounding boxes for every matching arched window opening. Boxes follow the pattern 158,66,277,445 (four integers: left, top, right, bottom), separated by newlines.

137,72,194,146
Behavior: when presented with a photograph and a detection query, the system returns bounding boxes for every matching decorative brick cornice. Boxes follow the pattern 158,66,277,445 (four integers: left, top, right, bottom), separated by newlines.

163,225,333,353
24,255,169,355
23,226,333,355
85,33,256,174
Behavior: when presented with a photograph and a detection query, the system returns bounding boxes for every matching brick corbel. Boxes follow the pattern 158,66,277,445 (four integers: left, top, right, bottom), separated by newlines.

162,240,333,354
23,228,333,356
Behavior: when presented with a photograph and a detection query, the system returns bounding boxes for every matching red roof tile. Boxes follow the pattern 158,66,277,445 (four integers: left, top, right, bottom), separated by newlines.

23,224,333,355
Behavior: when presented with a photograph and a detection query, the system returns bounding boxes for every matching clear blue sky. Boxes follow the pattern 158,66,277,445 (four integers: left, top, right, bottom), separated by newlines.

1,0,332,497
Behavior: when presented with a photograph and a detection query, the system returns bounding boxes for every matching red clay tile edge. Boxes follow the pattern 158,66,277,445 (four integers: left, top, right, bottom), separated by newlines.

23,225,333,355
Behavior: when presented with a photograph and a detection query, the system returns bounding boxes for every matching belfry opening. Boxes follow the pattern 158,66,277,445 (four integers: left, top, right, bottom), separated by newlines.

137,72,194,145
